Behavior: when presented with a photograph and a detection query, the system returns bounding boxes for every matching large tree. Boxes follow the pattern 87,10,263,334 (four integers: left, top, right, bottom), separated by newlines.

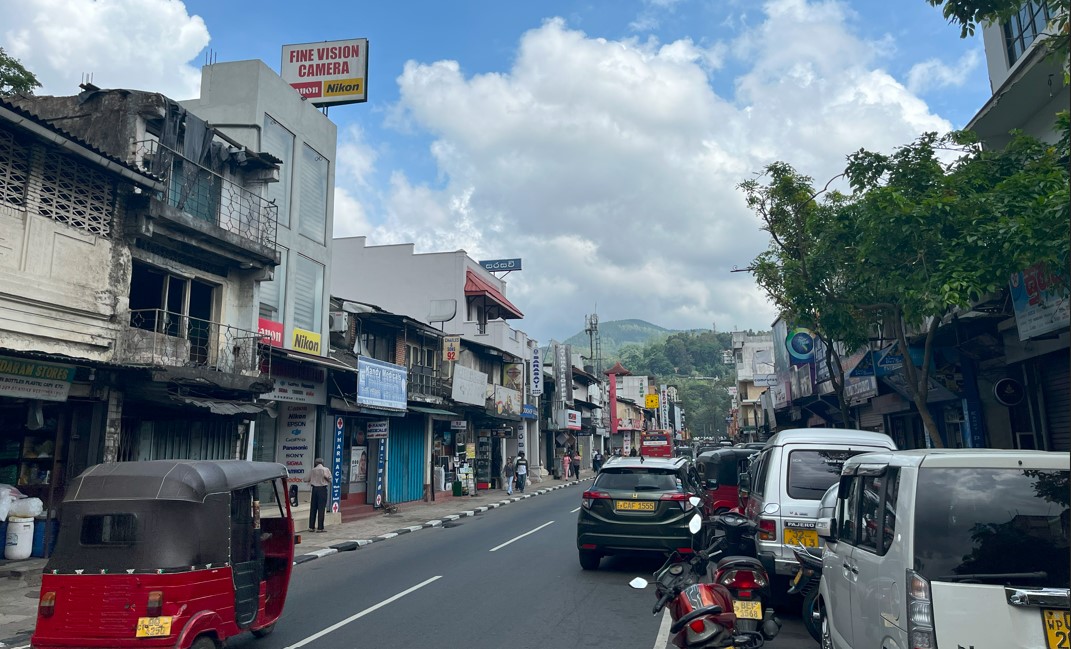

0,48,41,97
743,122,1069,447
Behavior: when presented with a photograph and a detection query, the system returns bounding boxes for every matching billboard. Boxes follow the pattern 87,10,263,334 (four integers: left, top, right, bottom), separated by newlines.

281,38,369,107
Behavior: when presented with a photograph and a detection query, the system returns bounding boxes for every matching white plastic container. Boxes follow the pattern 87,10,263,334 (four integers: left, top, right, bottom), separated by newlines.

5,515,34,560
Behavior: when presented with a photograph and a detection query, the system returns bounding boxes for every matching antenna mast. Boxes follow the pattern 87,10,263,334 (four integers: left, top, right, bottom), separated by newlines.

584,312,602,376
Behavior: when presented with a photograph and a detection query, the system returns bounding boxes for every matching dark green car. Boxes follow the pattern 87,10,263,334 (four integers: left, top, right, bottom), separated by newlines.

576,456,711,570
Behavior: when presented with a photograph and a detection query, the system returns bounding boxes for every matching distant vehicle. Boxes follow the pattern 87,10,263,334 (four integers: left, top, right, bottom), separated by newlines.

639,432,673,457
673,446,694,459
736,442,766,450
694,447,760,513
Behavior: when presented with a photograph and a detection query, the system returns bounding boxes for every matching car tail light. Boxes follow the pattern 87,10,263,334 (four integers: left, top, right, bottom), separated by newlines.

39,591,56,618
718,568,767,591
906,569,937,649
146,590,164,617
758,518,776,541
676,547,695,554
582,490,610,509
660,493,694,511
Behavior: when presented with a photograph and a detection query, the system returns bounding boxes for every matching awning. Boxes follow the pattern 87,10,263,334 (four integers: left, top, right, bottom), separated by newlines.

271,348,357,373
407,405,459,416
329,397,407,416
173,397,266,416
464,270,523,319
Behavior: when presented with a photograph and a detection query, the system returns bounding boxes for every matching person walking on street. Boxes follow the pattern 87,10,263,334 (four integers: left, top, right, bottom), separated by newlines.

572,451,581,479
562,452,571,482
306,457,331,532
514,452,529,492
503,456,515,495
593,450,603,473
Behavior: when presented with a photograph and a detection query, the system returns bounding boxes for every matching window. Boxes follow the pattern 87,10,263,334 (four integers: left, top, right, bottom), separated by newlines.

838,477,861,544
1004,1,1052,66
292,255,324,333
858,473,884,552
882,468,900,554
81,513,137,546
39,146,117,237
259,247,288,321
0,129,32,207
128,261,216,364
262,115,294,227
787,450,865,500
298,143,328,243
593,468,681,491
751,450,771,497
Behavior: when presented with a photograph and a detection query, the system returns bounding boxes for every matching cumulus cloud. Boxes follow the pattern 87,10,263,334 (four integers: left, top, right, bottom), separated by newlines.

3,0,208,99
906,49,982,94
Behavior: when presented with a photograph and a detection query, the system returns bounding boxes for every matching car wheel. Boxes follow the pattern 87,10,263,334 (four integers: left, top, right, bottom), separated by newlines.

802,589,821,643
820,602,833,649
190,636,217,649
579,550,601,570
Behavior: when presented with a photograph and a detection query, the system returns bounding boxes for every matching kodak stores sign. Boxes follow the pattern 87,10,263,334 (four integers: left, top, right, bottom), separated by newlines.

281,38,369,107
290,327,322,355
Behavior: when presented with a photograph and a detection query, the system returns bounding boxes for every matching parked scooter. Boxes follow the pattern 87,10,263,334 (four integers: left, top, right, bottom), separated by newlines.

629,499,780,649
708,511,775,634
788,544,824,642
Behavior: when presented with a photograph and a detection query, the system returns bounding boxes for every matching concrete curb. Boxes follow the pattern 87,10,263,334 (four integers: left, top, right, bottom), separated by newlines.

291,477,595,567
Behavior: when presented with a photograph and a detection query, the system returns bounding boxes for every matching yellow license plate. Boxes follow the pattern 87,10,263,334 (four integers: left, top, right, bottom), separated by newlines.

615,500,656,511
1044,609,1070,649
733,600,763,620
135,616,173,638
784,528,819,548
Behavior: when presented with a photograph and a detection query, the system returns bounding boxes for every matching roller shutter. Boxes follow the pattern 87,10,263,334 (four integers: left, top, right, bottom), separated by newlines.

387,416,426,503
1040,352,1070,452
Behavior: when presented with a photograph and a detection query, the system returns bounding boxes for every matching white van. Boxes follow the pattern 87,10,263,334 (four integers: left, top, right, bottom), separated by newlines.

816,449,1070,649
741,428,897,584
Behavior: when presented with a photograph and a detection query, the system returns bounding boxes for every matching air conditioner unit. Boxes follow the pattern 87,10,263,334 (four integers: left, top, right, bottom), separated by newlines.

328,312,347,333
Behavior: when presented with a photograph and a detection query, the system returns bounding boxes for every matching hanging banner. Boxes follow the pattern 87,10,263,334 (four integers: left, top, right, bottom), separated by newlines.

331,417,344,513
373,438,387,508
367,420,389,439
530,347,543,396
277,404,316,485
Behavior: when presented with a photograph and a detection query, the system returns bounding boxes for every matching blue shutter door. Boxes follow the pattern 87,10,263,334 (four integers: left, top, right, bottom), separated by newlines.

387,416,426,503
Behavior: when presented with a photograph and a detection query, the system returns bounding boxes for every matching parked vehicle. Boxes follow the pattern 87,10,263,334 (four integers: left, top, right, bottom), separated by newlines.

32,460,296,649
640,432,674,457
708,511,777,635
695,448,759,513
629,501,781,648
815,449,1070,649
577,455,712,569
739,428,896,591
786,483,838,642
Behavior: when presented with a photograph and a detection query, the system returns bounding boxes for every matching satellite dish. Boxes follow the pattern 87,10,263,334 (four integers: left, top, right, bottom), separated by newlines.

428,299,457,323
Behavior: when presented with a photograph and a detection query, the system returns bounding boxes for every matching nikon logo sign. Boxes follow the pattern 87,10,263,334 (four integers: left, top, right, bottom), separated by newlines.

290,327,322,355
324,78,363,96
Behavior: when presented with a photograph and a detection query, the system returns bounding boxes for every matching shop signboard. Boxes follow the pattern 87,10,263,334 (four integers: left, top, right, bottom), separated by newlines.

492,385,521,416
530,347,542,396
565,409,581,430
281,38,369,107
659,385,669,430
331,417,344,513
503,363,523,392
290,327,322,355
373,439,386,508
451,364,488,406
0,356,75,402
521,404,538,419
277,404,316,485
450,420,468,430
261,376,327,405
356,356,407,410
645,393,659,409
257,318,284,348
367,420,389,439
1009,262,1069,341
443,336,461,362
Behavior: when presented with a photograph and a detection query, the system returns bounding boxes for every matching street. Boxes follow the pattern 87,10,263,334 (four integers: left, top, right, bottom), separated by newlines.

230,485,813,649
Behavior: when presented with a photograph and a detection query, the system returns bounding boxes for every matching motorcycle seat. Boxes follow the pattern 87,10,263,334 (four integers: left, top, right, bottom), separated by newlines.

715,555,765,572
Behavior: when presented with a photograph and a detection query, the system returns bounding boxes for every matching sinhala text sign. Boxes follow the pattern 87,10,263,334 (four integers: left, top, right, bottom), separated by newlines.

281,38,369,107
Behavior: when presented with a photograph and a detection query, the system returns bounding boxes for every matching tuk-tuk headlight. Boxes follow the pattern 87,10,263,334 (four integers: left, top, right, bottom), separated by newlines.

39,591,56,618
147,590,164,617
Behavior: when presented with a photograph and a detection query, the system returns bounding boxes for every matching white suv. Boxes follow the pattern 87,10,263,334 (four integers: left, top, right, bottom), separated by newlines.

816,449,1070,649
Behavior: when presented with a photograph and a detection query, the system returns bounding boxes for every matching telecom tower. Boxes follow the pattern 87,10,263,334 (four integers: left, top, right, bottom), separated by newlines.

584,313,603,376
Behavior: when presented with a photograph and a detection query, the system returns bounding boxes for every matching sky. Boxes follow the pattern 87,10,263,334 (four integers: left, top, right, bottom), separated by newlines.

2,0,993,345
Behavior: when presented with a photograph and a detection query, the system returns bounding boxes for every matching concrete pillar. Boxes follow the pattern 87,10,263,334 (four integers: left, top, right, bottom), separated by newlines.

102,389,123,463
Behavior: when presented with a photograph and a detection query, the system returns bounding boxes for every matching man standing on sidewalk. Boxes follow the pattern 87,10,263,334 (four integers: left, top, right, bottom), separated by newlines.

514,452,529,492
307,458,331,532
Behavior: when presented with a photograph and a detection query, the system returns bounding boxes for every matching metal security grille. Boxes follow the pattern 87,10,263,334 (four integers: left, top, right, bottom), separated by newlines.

387,416,426,504
37,147,116,237
0,128,31,207
117,418,237,462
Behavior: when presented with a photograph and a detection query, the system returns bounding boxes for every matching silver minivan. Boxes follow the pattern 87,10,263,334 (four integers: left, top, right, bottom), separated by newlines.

816,449,1069,649
741,428,897,584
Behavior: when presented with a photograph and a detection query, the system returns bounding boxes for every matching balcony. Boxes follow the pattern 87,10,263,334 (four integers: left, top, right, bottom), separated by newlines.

134,140,278,265
458,320,527,358
119,309,267,391
407,364,449,399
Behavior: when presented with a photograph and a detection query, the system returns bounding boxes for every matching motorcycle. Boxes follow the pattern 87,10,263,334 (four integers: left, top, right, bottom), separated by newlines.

708,511,775,635
629,499,780,649
788,543,825,643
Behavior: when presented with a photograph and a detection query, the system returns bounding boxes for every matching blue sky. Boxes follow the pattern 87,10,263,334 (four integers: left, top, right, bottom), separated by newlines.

4,0,993,344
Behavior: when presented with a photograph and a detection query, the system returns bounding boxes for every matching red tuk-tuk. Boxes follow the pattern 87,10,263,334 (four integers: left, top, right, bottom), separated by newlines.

32,460,295,649
694,447,759,513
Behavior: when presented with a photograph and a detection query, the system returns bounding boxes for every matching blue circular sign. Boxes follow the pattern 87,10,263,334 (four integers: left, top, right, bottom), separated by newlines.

786,328,815,361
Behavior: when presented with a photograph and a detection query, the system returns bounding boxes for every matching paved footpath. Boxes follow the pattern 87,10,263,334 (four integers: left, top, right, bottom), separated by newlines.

0,474,588,648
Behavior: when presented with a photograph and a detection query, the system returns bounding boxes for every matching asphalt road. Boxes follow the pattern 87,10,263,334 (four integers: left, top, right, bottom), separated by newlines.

231,484,816,649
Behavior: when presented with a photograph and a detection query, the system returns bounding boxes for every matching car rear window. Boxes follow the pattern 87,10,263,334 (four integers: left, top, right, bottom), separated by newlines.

594,468,681,492
913,468,1069,588
787,450,865,500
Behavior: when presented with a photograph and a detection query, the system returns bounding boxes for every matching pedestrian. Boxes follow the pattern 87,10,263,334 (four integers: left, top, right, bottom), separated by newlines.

562,452,571,481
503,456,515,495
629,447,638,457
306,457,331,533
514,451,529,492
572,451,581,479
593,449,603,472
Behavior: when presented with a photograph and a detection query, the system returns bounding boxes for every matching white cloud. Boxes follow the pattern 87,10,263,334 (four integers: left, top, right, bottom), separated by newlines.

3,0,208,99
906,49,982,94
366,0,953,342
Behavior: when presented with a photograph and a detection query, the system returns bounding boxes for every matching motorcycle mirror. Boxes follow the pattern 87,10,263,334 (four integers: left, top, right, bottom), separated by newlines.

688,495,701,507
629,577,649,589
688,513,703,535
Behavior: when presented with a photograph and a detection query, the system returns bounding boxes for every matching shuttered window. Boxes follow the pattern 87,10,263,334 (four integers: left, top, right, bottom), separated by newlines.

262,115,294,227
293,254,324,332
298,143,328,243
259,247,287,320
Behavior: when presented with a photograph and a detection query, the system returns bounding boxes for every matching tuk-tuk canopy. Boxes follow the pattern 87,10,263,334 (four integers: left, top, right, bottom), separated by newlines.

695,448,759,485
66,460,288,504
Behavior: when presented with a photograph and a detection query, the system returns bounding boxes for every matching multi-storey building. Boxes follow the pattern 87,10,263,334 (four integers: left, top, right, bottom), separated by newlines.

730,331,773,442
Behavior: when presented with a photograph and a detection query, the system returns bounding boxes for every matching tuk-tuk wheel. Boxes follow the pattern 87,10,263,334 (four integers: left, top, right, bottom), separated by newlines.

252,622,276,638
190,636,217,649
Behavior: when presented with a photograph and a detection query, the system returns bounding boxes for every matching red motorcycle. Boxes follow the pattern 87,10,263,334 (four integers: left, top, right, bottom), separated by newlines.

630,500,780,648
708,511,773,634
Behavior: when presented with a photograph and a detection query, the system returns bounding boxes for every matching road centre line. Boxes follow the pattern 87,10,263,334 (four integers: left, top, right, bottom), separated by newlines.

653,608,672,649
283,575,442,649
489,520,555,552
570,506,581,513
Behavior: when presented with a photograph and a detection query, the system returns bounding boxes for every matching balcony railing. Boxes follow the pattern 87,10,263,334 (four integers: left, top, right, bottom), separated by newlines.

408,365,449,398
134,139,278,250
120,309,264,375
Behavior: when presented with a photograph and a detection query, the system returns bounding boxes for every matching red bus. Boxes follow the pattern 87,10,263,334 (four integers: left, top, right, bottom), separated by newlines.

639,432,673,457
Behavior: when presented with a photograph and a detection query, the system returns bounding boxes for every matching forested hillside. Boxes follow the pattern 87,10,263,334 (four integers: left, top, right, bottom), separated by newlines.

563,319,672,358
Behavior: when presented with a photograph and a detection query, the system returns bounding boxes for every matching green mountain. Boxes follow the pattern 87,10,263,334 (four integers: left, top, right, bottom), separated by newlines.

563,319,674,359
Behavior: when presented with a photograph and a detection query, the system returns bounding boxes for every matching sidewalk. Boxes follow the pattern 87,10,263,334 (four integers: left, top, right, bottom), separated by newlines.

0,473,589,647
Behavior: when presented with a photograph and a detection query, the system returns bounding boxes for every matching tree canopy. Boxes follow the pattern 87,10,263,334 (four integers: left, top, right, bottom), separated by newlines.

0,48,41,97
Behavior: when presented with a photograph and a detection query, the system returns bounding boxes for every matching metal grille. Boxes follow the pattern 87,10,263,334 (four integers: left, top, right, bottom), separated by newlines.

0,128,31,207
124,309,264,375
37,147,115,237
